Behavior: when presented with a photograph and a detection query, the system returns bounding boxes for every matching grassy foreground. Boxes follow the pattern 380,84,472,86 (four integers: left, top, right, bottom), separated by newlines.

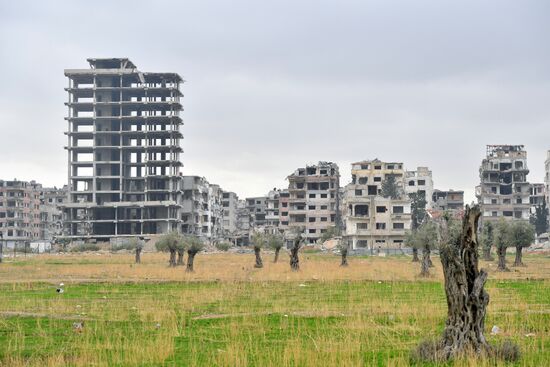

0,252,548,366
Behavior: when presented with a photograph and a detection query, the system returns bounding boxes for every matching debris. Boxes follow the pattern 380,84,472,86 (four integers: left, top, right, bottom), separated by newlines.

284,314,288,317
298,284,307,287
155,323,161,329
524,333,536,338
73,322,84,333
56,288,64,294
491,325,501,335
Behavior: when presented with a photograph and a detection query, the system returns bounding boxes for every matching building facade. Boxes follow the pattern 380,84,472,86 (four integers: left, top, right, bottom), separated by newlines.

63,58,184,239
286,162,340,244
404,167,434,208
246,196,267,228
476,145,531,222
343,160,411,250
222,191,239,236
432,189,464,212
39,186,67,240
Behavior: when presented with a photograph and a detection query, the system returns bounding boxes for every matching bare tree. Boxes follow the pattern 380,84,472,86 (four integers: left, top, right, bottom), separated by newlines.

414,205,519,362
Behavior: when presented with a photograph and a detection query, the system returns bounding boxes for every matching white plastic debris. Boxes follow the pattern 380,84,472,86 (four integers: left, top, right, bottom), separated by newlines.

525,333,536,338
155,323,161,329
491,325,501,335
298,284,307,287
284,314,288,317
56,288,64,294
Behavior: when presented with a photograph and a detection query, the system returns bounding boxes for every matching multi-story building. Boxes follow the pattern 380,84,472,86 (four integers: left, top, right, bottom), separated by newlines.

404,167,434,208
476,145,531,222
265,189,281,232
278,190,290,228
181,176,223,243
235,200,251,246
63,58,184,239
246,196,267,228
222,191,239,236
39,186,67,240
545,151,550,212
530,183,546,214
286,162,340,244
432,189,464,212
343,161,411,250
0,180,42,247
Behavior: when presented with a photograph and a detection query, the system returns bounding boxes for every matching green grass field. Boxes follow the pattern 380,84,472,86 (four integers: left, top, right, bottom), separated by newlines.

0,253,548,366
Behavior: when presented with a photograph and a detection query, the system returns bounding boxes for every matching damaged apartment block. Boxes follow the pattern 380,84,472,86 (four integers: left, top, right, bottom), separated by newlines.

62,58,184,240
286,162,340,244
476,145,531,222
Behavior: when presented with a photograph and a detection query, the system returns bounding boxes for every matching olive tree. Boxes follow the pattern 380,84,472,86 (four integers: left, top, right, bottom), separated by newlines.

407,221,438,277
289,228,305,271
338,238,350,267
510,221,535,267
185,236,204,272
176,240,186,266
267,233,284,263
155,231,182,267
408,191,427,262
480,221,494,261
251,232,266,268
494,220,512,271
127,237,145,264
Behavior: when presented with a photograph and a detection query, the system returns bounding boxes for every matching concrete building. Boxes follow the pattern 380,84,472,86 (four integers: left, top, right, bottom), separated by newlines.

529,183,546,214
222,191,239,236
404,167,434,208
476,145,531,222
432,189,464,212
545,151,550,212
39,186,67,240
246,196,267,228
286,162,340,244
265,189,281,232
181,176,223,243
235,200,251,246
63,58,184,239
278,190,290,228
0,180,42,247
343,161,411,251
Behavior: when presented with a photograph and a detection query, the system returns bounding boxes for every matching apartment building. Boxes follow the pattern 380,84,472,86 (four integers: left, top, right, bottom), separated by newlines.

476,145,531,221
545,151,550,212
246,196,267,228
286,162,340,244
432,189,464,212
222,191,239,235
39,186,67,240
0,180,42,247
63,58,184,239
265,189,281,232
404,167,434,208
530,183,546,214
278,190,290,228
343,160,411,250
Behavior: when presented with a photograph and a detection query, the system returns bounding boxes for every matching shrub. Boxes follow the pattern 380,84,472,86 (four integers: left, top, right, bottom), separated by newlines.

215,242,231,251
70,243,100,252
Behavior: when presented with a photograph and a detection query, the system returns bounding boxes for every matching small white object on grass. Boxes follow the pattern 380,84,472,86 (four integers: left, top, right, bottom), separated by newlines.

298,284,307,287
491,325,501,335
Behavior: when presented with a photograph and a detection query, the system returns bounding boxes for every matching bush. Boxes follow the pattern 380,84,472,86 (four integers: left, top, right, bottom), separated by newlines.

70,243,100,252
215,242,231,252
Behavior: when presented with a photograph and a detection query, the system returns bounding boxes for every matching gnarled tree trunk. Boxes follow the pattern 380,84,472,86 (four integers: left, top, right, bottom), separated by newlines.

497,246,508,271
290,239,301,271
254,247,263,268
482,246,493,261
417,205,493,361
169,249,176,267
420,246,430,277
274,247,280,263
513,246,524,267
135,248,141,264
186,250,196,272
412,247,419,262
177,249,185,266
340,248,349,267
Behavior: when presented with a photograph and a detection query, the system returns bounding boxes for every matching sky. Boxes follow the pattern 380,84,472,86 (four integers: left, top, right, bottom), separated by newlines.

0,0,549,204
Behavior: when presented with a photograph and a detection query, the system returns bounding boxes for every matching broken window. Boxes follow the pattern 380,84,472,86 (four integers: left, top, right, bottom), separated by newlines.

492,211,497,217
309,217,316,222
374,165,382,170
393,222,404,229
514,211,522,219
321,217,328,222
308,205,316,210
357,223,368,230
376,206,387,213
367,186,377,195
503,211,513,217
376,223,386,230
355,205,369,216
320,205,328,210
392,206,404,214
358,177,368,184
503,199,511,204
309,193,316,198
418,180,426,186
361,164,369,170
408,180,415,186
320,182,329,190
374,177,381,182
321,194,328,198
309,229,316,234
516,198,522,204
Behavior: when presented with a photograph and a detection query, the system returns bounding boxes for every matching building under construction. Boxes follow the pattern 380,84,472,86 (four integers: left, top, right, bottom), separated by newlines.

476,145,531,222
62,58,184,240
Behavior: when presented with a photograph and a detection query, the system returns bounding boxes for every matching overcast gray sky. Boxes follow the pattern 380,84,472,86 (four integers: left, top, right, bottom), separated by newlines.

1,0,549,203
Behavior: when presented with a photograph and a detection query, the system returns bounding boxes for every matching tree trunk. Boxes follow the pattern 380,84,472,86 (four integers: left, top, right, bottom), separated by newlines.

497,246,508,271
340,250,349,267
254,247,263,268
274,247,280,263
482,247,493,261
412,247,419,262
290,245,300,271
186,251,196,272
177,250,185,266
426,246,433,267
135,248,141,264
424,205,492,361
513,246,524,267
169,249,176,267
420,247,430,277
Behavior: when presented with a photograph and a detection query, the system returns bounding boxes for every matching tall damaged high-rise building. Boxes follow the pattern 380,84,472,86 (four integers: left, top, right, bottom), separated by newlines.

62,58,184,239
476,145,531,222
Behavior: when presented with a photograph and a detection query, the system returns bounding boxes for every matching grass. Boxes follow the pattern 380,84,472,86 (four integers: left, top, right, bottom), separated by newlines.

0,252,548,366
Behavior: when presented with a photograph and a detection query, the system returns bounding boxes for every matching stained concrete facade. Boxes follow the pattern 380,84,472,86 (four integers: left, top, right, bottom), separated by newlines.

39,186,67,241
222,191,239,236
476,145,531,222
529,183,545,214
545,151,550,214
404,167,434,208
63,58,184,240
432,189,464,212
286,162,340,244
343,161,411,250
245,196,268,228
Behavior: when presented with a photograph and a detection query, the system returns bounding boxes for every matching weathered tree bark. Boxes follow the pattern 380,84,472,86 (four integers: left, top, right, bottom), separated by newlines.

290,238,301,271
135,248,142,264
340,248,349,267
421,205,492,361
177,249,185,266
420,247,430,277
274,247,280,263
412,247,419,262
186,251,196,272
513,246,524,267
169,249,177,267
497,246,508,271
254,247,263,268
